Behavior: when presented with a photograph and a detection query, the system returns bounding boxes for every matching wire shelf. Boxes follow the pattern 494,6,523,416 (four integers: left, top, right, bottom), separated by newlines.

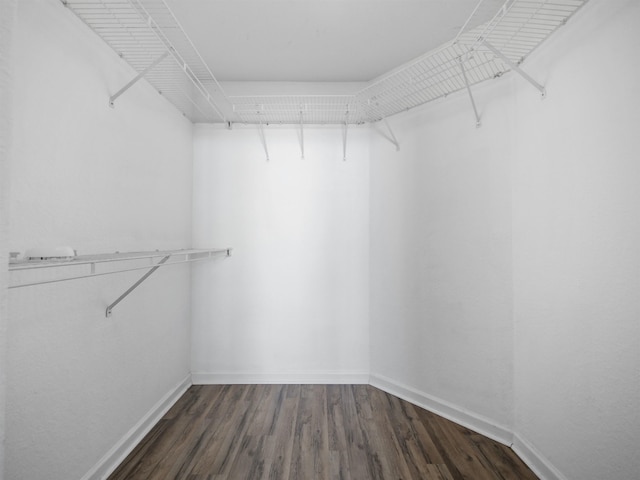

63,0,588,125
230,95,366,125
9,248,232,316
9,248,231,288
355,0,587,121
63,0,236,122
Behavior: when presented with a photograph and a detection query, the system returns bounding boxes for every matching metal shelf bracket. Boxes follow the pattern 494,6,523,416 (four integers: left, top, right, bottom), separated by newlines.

383,119,400,151
109,51,169,108
105,254,170,317
300,109,305,159
459,57,481,128
342,118,349,162
482,41,546,98
104,248,232,317
258,116,270,161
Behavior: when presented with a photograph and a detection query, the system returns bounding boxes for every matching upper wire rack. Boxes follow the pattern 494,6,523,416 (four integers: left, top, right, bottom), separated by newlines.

62,0,588,125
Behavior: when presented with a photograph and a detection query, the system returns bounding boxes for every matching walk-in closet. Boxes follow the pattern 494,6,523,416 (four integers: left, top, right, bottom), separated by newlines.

1,1,638,479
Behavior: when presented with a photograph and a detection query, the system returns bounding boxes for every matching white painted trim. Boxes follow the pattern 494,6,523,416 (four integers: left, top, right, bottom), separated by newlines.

80,372,566,480
512,432,569,480
369,373,513,446
80,375,192,480
192,371,370,385
370,374,568,479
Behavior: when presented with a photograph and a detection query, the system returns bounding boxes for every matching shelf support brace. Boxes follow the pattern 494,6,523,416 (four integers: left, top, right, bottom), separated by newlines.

300,110,305,159
459,57,481,128
342,122,348,162
105,254,171,317
341,110,350,161
258,117,270,162
109,51,169,108
482,41,546,97
382,119,400,151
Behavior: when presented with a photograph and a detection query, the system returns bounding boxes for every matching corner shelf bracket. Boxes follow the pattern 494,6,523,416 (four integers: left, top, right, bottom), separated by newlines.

482,41,546,98
109,51,169,108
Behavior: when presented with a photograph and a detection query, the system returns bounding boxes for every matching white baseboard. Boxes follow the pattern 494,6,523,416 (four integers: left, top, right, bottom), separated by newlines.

81,374,192,480
369,373,513,446
81,371,567,480
512,432,569,480
192,371,370,385
369,374,571,480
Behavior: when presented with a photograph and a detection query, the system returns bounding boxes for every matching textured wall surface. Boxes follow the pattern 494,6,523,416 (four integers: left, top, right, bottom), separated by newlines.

5,1,639,480
369,1,640,479
6,1,194,479
191,125,370,383
1,3,17,479
511,1,640,478
369,78,515,431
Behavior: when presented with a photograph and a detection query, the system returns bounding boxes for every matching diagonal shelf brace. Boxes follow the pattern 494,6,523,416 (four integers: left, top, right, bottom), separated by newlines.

383,119,400,151
341,109,350,161
258,116,270,162
459,57,481,128
482,41,546,97
300,109,305,159
342,121,348,161
105,254,170,317
109,51,169,108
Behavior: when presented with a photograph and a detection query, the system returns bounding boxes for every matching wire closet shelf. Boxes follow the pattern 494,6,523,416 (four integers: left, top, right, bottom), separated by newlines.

9,248,232,316
9,248,231,289
62,0,588,125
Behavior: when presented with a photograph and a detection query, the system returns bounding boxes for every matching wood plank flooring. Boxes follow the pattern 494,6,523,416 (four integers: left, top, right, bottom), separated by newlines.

108,384,538,480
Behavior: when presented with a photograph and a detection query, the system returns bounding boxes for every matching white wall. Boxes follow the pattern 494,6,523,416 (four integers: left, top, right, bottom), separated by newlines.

1,2,17,479
191,125,370,383
369,77,515,438
370,1,640,479
511,1,640,479
5,1,639,479
6,1,194,479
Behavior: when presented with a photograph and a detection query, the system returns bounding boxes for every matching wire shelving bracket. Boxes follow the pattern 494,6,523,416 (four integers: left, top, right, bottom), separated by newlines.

381,119,400,151
482,41,546,97
459,56,482,128
258,116,270,162
109,51,169,108
9,248,232,317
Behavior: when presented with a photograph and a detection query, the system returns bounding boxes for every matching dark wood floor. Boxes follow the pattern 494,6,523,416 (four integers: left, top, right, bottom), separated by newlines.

108,384,538,480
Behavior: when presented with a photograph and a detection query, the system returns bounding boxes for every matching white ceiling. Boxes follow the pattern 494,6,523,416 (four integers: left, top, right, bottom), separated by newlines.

164,0,505,83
